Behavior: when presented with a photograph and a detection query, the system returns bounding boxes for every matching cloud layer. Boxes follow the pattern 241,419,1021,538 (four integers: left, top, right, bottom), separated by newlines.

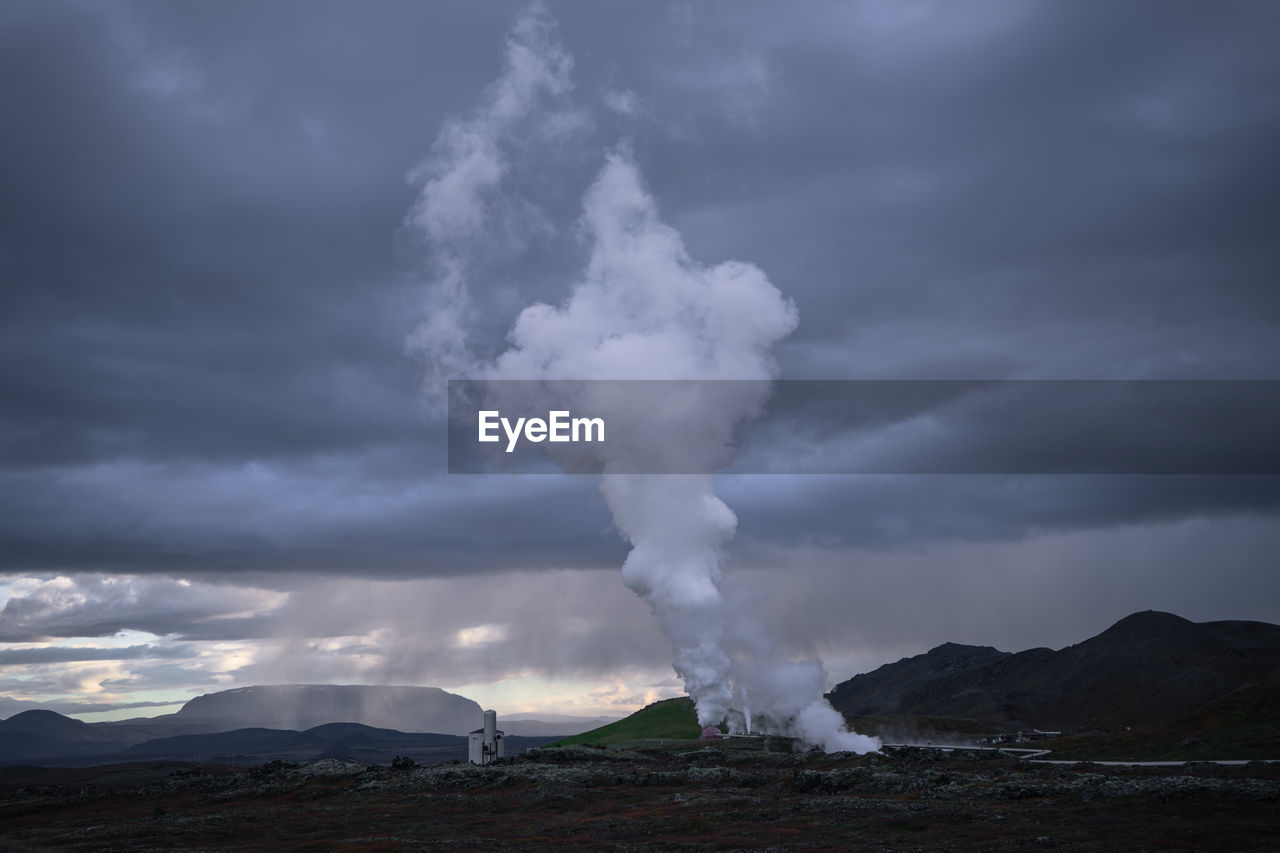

1,1,1277,716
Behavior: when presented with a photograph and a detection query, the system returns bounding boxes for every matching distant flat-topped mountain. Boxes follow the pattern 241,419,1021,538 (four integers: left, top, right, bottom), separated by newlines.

826,610,1280,732
0,685,620,766
172,685,483,735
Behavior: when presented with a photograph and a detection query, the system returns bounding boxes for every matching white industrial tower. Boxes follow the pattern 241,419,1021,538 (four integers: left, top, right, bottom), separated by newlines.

467,709,504,765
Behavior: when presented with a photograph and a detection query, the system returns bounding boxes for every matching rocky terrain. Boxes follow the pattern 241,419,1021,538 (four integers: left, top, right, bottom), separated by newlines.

0,745,1276,850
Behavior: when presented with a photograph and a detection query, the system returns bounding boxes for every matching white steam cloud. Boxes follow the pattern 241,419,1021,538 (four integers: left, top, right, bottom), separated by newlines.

403,3,579,390
406,4,877,753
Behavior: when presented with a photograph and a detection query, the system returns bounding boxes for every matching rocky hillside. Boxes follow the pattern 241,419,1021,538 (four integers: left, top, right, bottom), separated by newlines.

827,611,1280,732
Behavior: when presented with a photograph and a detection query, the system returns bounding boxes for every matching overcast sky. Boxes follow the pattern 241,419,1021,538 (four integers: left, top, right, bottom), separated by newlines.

2,0,1278,722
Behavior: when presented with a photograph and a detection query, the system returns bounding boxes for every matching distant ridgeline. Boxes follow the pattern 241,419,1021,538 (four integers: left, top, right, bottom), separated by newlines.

541,611,1280,755
0,686,615,767
825,611,1280,736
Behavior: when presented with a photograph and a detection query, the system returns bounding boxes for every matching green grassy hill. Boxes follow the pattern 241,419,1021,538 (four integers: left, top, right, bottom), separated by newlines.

549,697,704,747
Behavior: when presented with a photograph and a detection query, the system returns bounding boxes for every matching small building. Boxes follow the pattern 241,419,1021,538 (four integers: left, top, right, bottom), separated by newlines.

468,709,505,765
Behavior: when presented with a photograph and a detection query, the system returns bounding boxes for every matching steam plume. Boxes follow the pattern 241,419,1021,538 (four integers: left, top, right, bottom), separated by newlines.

407,5,878,753
403,2,578,395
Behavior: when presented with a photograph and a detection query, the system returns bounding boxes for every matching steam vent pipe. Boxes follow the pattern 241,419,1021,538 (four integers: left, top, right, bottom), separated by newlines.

468,709,505,765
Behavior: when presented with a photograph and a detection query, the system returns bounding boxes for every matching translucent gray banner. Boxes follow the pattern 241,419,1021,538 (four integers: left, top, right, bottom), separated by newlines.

446,380,1280,475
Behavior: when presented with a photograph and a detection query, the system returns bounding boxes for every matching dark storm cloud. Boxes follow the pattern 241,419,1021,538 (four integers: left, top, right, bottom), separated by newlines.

0,1,447,471
0,458,621,576
623,2,1280,378
99,661,224,692
0,574,284,641
724,474,1280,556
0,0,1277,600
0,695,182,718
0,643,194,666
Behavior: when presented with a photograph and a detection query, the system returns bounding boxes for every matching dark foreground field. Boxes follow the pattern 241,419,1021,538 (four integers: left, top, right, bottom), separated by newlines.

1,746,1277,851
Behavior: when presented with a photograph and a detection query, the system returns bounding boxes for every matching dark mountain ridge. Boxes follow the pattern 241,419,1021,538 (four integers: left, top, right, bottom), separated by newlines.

827,610,1280,732
0,709,142,760
0,685,593,766
120,721,488,764
0,712,559,766
0,686,616,763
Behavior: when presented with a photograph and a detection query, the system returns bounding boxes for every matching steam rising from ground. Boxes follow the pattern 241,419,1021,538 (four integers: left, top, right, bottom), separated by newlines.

407,4,877,753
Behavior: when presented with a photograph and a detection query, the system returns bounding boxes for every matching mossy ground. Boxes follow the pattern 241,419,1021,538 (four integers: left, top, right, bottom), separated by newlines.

2,748,1277,851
